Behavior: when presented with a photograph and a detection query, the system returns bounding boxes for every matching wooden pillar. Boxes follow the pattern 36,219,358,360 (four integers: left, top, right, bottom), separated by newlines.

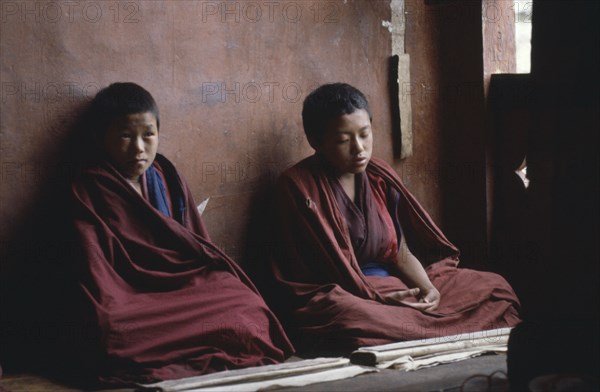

482,0,517,259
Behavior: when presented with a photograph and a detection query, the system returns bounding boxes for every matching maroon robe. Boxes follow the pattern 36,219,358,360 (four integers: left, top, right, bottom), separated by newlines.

70,154,293,384
270,155,520,351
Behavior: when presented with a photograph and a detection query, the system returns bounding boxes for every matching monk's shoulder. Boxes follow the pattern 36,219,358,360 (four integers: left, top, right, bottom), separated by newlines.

368,156,395,172
276,156,324,199
278,156,317,184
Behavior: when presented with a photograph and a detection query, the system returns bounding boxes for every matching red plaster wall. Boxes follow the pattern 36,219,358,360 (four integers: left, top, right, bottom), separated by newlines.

0,0,394,270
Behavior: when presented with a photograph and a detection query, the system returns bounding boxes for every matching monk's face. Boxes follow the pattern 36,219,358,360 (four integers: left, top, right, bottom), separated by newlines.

103,112,159,181
316,109,373,177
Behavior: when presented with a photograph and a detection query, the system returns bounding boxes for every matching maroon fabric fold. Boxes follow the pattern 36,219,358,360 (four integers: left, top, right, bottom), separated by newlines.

70,154,294,384
329,170,398,267
270,155,520,350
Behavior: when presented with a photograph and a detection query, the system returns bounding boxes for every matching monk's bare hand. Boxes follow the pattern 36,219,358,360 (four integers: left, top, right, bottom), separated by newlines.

406,286,440,311
384,287,420,302
385,286,440,311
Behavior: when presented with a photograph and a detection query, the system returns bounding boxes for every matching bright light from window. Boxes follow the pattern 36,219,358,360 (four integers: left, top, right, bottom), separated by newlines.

515,0,532,73
516,159,529,189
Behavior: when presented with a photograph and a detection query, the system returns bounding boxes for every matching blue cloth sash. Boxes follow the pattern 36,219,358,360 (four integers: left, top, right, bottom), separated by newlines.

146,165,171,217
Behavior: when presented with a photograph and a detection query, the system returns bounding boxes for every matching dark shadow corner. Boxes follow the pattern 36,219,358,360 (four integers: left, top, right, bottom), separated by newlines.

0,99,104,389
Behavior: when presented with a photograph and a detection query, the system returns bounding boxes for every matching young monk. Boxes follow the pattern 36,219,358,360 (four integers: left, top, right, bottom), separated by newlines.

269,83,521,352
69,82,293,384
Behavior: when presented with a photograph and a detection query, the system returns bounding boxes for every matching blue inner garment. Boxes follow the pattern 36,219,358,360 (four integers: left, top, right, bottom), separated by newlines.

361,262,391,277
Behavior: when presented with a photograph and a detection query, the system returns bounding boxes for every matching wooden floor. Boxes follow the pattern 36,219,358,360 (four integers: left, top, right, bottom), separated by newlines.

0,354,508,392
